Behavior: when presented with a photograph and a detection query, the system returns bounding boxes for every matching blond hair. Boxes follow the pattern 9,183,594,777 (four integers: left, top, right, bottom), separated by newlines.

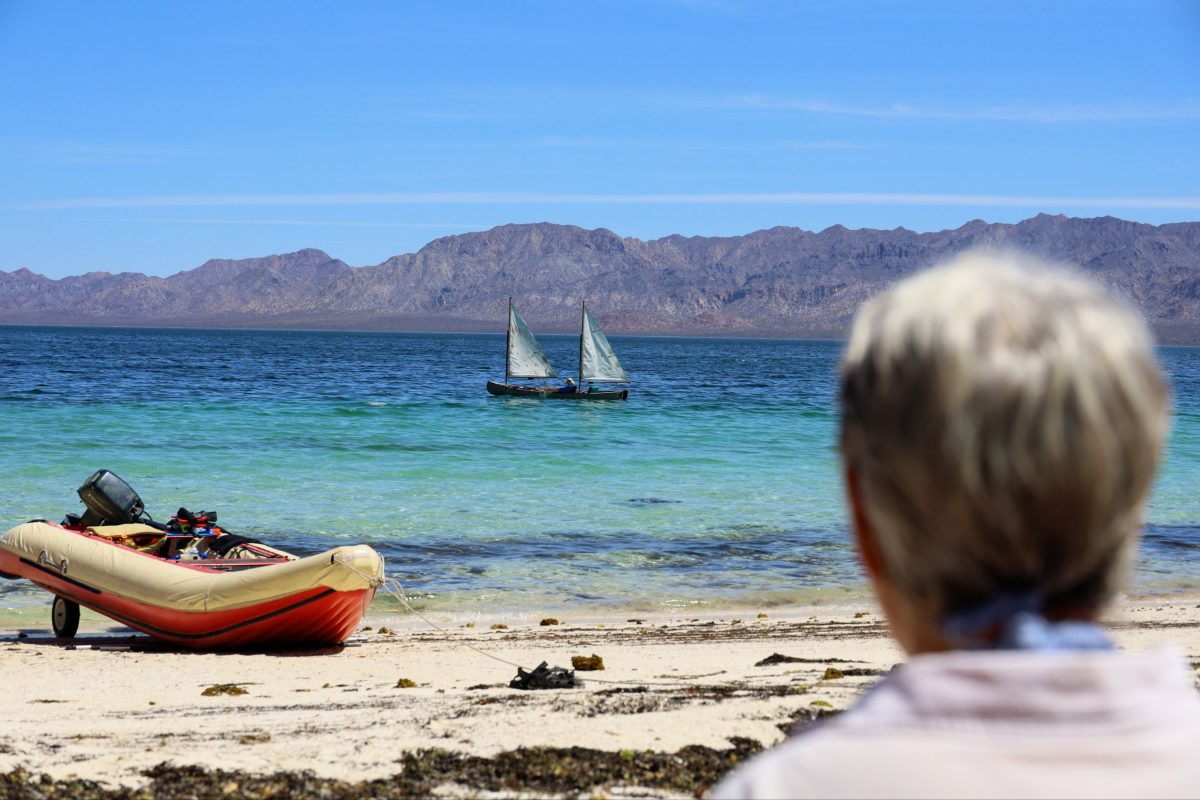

839,251,1169,620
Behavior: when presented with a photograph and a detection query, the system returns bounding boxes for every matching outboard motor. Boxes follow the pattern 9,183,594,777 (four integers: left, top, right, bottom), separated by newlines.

75,469,147,528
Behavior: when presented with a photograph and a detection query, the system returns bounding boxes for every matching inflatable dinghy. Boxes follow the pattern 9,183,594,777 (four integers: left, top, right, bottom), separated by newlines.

0,471,383,649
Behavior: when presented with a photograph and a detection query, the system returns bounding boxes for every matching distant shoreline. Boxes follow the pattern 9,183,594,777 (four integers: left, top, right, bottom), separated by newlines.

0,320,852,342
6,320,1200,347
6,216,1200,344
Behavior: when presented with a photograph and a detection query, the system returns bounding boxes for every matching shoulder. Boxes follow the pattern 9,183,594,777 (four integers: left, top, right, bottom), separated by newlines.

709,724,889,799
712,648,1200,799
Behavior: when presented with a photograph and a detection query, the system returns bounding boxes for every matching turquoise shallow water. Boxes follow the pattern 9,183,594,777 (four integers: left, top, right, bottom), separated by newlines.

1,326,1198,615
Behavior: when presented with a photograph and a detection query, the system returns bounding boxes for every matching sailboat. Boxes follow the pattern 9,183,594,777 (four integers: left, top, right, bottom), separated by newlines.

486,299,630,400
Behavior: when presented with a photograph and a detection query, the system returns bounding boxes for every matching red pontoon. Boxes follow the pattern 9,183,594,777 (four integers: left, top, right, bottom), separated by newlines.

0,520,382,650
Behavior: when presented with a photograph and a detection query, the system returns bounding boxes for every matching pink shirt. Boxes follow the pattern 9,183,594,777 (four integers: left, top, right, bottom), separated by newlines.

713,648,1200,799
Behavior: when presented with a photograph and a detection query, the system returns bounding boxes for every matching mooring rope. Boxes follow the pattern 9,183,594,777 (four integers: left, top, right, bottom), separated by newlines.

335,555,738,689
336,556,525,670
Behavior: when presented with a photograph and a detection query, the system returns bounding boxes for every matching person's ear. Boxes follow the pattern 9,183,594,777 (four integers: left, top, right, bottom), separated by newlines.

846,467,885,580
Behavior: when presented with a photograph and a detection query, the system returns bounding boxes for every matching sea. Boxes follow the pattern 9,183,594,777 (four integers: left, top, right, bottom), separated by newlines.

1,326,1198,619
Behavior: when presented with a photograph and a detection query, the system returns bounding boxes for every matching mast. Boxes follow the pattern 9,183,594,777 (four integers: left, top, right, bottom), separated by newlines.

579,300,586,389
505,297,512,384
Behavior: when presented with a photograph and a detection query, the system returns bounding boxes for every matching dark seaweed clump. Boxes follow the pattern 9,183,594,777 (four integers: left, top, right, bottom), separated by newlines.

0,739,762,799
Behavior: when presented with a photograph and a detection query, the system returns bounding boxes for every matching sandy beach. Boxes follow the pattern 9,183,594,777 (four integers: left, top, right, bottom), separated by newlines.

0,596,1196,797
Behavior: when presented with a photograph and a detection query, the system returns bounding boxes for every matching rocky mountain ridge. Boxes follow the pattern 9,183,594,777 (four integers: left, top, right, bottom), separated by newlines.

3,215,1200,341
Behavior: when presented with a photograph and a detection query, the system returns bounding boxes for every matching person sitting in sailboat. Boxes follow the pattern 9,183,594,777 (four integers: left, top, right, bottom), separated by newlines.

556,377,577,394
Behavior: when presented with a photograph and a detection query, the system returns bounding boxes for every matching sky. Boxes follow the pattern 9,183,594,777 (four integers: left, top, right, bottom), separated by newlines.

1,0,1198,278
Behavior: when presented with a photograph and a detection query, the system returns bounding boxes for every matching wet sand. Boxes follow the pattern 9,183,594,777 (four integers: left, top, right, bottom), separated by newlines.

0,597,1196,797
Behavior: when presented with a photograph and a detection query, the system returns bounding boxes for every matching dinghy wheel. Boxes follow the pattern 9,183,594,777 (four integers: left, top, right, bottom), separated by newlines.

52,596,80,639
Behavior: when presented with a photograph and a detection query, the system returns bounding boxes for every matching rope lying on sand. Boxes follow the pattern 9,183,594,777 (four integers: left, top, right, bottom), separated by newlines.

335,556,524,670
334,556,720,689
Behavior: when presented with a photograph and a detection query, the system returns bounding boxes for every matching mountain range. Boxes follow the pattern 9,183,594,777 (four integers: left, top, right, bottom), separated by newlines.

3,214,1200,341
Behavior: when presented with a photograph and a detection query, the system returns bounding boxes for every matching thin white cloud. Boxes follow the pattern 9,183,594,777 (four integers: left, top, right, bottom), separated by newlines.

691,94,1200,123
779,140,883,150
666,0,745,15
16,191,1200,210
535,135,659,148
534,135,881,150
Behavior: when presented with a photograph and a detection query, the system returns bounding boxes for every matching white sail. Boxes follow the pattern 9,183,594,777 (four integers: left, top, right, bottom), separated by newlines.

580,306,628,383
507,303,557,379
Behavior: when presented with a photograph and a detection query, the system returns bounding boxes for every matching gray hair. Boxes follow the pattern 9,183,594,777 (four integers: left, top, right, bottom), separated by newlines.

839,250,1169,621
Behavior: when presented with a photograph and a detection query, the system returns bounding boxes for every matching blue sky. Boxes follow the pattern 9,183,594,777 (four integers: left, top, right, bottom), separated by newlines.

2,0,1198,278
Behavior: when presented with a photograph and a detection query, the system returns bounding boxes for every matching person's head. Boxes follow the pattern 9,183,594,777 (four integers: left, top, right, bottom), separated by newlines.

839,251,1169,653
567,377,575,385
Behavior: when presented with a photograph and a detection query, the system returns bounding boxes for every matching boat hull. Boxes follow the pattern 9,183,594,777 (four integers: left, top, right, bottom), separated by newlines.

0,521,381,650
486,381,628,400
